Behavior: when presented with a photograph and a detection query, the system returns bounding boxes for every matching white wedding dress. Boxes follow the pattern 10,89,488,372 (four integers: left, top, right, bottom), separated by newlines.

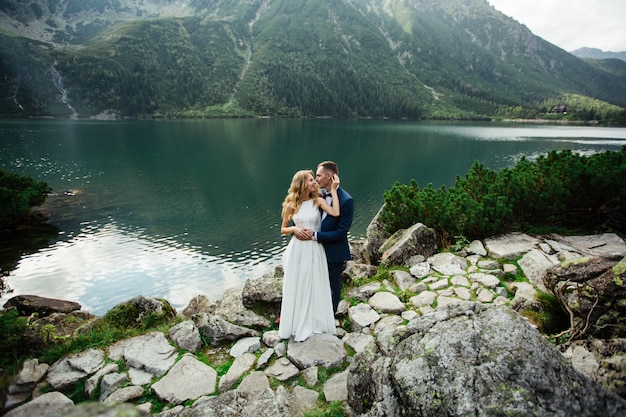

279,199,336,342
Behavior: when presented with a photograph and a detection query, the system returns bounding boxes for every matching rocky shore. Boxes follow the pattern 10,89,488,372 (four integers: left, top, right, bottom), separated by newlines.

2,218,626,417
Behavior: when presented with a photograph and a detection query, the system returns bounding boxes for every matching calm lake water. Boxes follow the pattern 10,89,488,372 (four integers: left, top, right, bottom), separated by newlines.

1,119,625,315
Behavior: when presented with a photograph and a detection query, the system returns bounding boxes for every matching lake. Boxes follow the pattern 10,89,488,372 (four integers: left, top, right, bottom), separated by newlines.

1,119,625,315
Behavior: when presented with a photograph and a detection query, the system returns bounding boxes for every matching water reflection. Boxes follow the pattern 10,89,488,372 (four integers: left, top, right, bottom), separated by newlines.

2,221,279,315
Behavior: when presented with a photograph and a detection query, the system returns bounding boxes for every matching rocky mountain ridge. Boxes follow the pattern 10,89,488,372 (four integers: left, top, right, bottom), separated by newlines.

1,0,625,119
571,47,626,62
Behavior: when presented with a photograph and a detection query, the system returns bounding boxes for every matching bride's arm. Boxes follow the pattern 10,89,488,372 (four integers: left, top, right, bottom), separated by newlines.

319,174,340,217
281,208,308,236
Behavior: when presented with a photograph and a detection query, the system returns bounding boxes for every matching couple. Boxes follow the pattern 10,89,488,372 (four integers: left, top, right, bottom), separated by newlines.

278,161,354,342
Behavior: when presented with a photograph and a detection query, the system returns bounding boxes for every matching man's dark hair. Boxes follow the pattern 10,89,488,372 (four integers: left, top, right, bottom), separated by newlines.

318,161,338,175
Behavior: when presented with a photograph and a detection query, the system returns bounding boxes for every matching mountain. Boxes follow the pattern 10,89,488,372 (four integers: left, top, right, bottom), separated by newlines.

571,47,626,62
0,0,625,120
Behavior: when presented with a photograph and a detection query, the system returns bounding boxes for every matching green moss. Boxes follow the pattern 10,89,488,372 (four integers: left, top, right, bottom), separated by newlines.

612,260,626,279
561,257,591,268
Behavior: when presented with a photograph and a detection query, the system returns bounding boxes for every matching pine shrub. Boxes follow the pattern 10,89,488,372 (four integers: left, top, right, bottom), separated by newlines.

381,146,626,246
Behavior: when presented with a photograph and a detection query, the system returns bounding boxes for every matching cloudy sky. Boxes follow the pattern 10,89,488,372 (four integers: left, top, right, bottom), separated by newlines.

487,0,626,52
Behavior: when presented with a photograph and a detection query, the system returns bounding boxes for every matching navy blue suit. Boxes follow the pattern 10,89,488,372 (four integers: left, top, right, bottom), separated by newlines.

318,186,354,312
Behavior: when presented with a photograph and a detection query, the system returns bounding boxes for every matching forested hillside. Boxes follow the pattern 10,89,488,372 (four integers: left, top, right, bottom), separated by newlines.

0,0,625,121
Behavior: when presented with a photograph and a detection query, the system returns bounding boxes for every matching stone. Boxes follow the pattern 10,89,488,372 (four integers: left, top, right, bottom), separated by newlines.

410,291,437,308
194,313,260,345
262,330,282,348
348,303,381,332
20,311,94,355
110,295,176,324
108,332,177,383
182,294,216,317
476,287,495,303
151,354,218,404
518,248,558,291
342,333,375,354
47,349,105,390
256,348,274,369
368,291,406,314
3,295,81,317
477,259,500,270
344,261,378,281
543,256,626,339
380,223,438,265
390,269,417,291
213,287,271,329
465,240,487,256
346,282,381,302
484,233,540,260
103,385,144,404
373,315,404,336
428,252,468,275
241,266,284,308
3,359,50,411
265,359,300,381
348,301,626,417
437,295,462,308
451,275,470,287
275,341,287,357
509,284,544,313
469,272,501,289
363,205,390,265
84,363,118,399
401,310,419,321
323,370,349,402
237,371,270,396
300,366,319,387
229,336,261,357
168,320,202,352
454,286,472,300
294,385,319,408
3,392,74,417
429,278,450,290
218,352,256,393
287,333,347,369
408,282,428,293
503,263,518,275
99,372,129,401
409,261,431,278
563,345,600,376
556,233,626,258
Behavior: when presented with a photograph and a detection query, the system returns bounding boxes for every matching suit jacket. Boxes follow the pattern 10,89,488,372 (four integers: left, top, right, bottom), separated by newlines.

318,186,354,263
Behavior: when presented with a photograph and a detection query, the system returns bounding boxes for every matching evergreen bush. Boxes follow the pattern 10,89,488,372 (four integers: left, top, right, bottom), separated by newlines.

381,146,626,246
0,169,51,228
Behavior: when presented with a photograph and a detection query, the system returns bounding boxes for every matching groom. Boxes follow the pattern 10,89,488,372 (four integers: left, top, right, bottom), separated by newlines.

301,161,354,313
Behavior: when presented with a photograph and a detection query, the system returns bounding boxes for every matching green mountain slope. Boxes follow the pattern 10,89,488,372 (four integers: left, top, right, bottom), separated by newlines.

0,0,625,120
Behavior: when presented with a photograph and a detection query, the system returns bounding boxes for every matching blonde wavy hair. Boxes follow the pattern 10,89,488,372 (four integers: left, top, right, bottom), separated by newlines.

281,169,321,221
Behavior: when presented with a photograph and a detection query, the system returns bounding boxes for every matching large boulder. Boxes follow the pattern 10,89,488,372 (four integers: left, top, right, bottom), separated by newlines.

3,295,81,317
213,287,271,329
193,313,260,345
241,266,284,309
347,301,626,417
362,205,390,265
543,256,626,339
21,310,96,351
379,223,438,266
562,338,626,399
102,295,176,328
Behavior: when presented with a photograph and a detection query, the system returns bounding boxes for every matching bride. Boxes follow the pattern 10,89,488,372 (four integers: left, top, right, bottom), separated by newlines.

278,169,340,342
